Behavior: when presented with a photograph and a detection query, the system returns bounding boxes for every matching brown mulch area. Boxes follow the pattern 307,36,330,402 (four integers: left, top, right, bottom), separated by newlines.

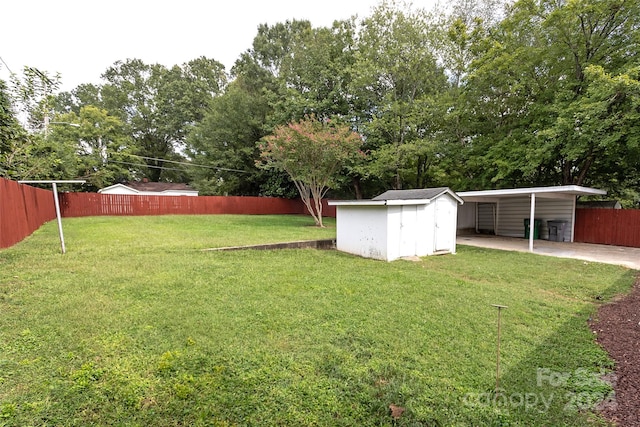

589,274,640,427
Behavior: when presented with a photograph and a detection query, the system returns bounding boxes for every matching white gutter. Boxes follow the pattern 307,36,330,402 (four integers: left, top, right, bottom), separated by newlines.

328,200,386,206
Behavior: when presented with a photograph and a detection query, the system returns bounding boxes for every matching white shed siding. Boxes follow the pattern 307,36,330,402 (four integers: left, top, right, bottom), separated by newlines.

497,197,574,240
335,205,388,260
386,206,402,261
332,190,461,261
399,205,418,257
417,203,434,256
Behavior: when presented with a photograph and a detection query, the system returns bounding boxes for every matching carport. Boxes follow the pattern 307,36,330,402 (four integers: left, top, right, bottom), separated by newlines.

457,185,607,252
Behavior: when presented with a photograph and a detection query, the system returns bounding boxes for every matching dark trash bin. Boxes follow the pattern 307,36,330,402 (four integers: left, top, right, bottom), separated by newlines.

524,218,542,239
547,220,568,242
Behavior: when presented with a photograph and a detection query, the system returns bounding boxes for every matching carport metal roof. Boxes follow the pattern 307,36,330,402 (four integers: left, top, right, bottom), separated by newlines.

456,185,607,252
457,185,606,202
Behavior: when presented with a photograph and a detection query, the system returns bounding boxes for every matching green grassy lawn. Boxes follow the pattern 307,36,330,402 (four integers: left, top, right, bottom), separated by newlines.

0,215,635,426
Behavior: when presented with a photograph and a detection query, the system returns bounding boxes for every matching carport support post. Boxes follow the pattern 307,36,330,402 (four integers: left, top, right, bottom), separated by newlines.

528,193,536,252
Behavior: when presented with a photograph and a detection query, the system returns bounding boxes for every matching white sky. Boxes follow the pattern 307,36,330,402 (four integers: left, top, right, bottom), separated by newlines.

2,0,438,92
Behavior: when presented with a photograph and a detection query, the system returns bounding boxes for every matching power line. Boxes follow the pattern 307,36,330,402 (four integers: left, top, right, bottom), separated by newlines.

110,160,250,174
130,154,249,173
0,56,13,74
109,160,194,173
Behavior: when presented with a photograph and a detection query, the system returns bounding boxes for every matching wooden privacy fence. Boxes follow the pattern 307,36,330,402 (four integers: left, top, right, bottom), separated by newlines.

0,178,55,248
574,208,640,248
60,192,337,218
2,178,637,248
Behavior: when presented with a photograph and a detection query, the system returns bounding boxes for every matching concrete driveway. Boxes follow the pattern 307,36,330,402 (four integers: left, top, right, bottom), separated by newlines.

457,234,640,270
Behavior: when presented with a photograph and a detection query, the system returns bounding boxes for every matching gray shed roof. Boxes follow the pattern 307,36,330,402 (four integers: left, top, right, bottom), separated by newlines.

373,187,460,202
328,187,463,206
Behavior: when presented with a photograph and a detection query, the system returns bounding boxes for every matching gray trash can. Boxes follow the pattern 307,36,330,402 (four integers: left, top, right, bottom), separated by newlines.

547,220,568,242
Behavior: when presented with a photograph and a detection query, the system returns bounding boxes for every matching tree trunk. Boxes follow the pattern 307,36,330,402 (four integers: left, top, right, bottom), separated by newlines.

293,180,324,227
352,177,363,200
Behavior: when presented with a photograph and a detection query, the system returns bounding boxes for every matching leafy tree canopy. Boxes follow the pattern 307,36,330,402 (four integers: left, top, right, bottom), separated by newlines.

258,116,364,226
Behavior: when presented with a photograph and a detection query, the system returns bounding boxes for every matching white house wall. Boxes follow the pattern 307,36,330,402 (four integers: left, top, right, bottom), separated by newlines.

99,187,197,196
156,191,198,196
100,186,139,195
336,205,388,260
477,203,496,233
497,196,575,241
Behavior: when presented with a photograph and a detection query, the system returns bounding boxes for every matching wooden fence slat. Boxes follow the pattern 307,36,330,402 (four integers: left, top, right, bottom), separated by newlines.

58,192,335,219
574,208,640,248
0,178,56,248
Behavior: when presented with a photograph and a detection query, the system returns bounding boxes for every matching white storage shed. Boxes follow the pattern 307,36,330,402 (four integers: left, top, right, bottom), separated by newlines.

329,188,464,261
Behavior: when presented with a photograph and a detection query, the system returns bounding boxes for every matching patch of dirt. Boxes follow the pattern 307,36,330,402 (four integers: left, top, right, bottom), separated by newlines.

589,275,640,427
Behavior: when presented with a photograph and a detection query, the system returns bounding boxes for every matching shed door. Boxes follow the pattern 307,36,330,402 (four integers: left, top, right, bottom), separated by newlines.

399,205,418,257
434,197,454,251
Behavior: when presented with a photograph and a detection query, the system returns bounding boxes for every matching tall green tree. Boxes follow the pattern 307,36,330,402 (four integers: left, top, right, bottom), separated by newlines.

426,0,505,191
273,19,358,122
51,106,135,190
9,66,61,133
351,1,448,192
55,83,102,115
2,73,76,181
187,77,274,196
99,57,226,182
463,0,640,193
0,79,31,178
545,64,640,204
232,19,315,127
187,20,328,197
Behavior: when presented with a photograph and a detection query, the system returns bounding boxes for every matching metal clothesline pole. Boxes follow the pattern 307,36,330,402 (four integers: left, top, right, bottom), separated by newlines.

18,180,86,254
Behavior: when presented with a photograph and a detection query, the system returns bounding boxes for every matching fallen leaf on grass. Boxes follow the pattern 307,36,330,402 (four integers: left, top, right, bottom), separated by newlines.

389,404,405,419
